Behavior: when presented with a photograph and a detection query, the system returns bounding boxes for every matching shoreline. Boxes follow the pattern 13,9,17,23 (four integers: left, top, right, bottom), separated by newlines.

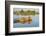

14,15,39,17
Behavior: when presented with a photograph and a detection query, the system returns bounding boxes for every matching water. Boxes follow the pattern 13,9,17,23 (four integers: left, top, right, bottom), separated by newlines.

13,15,39,28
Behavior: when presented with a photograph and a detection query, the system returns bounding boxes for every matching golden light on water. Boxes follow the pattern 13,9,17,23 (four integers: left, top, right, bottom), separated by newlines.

16,17,32,24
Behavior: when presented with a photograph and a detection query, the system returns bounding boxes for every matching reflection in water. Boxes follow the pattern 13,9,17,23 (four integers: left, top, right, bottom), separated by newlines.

13,15,39,28
14,16,32,24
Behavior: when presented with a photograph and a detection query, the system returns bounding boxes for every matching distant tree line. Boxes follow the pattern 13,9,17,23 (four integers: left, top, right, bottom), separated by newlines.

13,9,39,15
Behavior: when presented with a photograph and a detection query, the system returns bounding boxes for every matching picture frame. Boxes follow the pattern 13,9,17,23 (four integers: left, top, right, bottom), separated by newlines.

5,1,45,35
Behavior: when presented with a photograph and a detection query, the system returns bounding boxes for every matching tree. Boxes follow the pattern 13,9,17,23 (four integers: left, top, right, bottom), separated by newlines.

27,10,30,12
21,9,23,12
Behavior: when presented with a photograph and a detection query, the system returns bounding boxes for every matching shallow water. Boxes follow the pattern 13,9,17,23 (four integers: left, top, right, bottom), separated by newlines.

13,15,39,28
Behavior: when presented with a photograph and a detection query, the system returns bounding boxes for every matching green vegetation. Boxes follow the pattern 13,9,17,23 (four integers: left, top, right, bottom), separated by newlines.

14,9,39,15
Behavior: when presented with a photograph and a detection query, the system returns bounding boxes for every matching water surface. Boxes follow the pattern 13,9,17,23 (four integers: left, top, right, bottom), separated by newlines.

13,15,39,28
